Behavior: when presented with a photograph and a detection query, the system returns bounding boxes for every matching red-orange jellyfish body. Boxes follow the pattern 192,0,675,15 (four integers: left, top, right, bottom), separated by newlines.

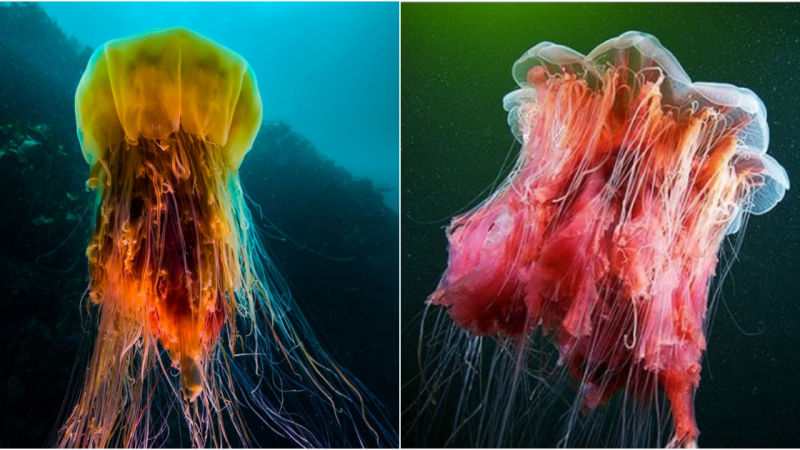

427,31,788,447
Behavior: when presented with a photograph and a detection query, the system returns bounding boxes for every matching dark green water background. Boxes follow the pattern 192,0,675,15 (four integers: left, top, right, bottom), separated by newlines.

402,3,800,447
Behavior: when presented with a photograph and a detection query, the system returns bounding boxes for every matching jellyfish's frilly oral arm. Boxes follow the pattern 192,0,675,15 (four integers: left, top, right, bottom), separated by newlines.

667,435,698,449
180,353,204,402
664,367,700,449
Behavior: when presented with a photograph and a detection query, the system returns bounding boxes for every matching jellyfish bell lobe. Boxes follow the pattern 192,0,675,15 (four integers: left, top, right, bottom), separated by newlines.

76,26,262,170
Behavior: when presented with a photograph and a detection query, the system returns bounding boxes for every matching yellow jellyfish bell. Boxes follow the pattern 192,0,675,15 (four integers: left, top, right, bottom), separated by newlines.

60,27,395,448
76,26,262,170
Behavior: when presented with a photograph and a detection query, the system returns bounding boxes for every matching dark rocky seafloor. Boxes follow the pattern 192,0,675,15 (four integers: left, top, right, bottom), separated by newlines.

0,3,398,446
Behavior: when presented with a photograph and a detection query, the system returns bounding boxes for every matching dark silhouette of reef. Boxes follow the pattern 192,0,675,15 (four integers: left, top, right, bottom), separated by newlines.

240,121,400,441
0,2,93,165
0,4,398,446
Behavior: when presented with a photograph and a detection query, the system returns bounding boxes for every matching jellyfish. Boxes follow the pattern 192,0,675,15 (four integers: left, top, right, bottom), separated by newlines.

416,31,788,447
58,27,396,448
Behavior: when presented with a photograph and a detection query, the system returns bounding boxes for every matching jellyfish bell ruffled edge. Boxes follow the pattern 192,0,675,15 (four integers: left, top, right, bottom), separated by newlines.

75,26,262,171
503,30,789,235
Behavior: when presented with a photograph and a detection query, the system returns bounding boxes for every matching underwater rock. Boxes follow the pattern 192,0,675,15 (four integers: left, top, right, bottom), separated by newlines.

0,2,91,166
32,215,54,226
17,138,40,152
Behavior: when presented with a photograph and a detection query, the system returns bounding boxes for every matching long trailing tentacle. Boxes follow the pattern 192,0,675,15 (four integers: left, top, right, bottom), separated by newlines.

58,130,397,448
